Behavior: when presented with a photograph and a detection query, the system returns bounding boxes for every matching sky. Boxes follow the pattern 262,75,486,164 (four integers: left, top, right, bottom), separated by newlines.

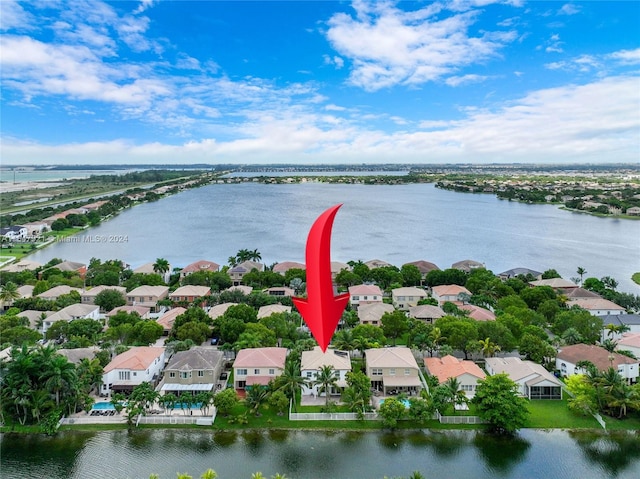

1,0,639,166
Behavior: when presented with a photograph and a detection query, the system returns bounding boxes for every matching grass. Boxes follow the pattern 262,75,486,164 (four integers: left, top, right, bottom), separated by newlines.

526,398,601,429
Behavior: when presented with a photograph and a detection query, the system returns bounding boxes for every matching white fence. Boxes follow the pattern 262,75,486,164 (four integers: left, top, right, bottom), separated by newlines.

434,410,486,425
60,415,125,425
289,412,379,421
138,415,214,426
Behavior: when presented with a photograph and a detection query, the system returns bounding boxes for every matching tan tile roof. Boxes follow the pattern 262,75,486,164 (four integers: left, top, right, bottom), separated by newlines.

83,285,126,298
404,260,440,274
169,285,211,298
107,305,151,317
181,260,220,274
301,346,352,371
156,307,187,330
364,259,392,269
529,278,577,289
37,285,82,299
104,347,165,373
225,285,253,295
349,284,383,296
272,261,305,273
617,333,640,349
392,287,428,297
408,304,445,320
233,347,287,369
557,343,638,370
432,284,471,297
459,304,495,321
127,285,169,297
365,347,419,369
485,357,563,386
208,302,238,320
358,302,394,323
257,304,291,319
424,355,485,383
567,298,625,311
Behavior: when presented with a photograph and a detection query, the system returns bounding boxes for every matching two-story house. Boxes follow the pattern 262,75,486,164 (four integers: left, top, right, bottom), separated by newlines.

233,347,287,390
42,303,100,334
430,284,472,306
169,285,211,305
349,284,383,311
300,346,352,398
101,346,165,396
365,346,423,396
557,343,639,384
229,261,263,286
424,355,485,398
391,287,428,311
161,347,224,396
81,285,126,307
126,285,169,312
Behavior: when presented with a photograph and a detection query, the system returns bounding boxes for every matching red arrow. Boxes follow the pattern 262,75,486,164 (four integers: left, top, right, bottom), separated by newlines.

293,204,350,352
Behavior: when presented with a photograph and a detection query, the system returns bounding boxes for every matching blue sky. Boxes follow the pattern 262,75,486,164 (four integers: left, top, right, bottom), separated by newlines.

1,0,639,165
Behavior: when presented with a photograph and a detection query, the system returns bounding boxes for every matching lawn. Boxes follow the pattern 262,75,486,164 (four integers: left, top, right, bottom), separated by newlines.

525,398,601,429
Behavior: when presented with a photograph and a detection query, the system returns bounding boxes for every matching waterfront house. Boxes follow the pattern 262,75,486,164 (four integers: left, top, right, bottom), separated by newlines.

431,284,472,306
229,261,263,286
556,343,638,384
391,286,428,310
208,302,238,321
407,304,445,324
169,285,211,305
1,225,28,240
626,206,640,216
81,285,126,307
497,268,542,280
616,333,640,358
156,307,187,335
358,302,395,326
424,355,486,397
133,262,171,283
161,347,224,395
272,261,305,275
233,347,287,390
126,285,169,312
42,303,100,334
106,305,152,320
365,346,423,396
451,259,484,273
101,346,165,396
43,260,87,277
300,346,352,397
485,357,563,399
257,304,291,319
1,259,42,273
349,284,383,311
179,260,220,279
567,297,625,316
37,285,82,301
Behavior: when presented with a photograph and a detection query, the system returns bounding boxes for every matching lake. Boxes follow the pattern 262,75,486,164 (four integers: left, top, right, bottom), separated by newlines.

1,429,639,479
27,182,640,293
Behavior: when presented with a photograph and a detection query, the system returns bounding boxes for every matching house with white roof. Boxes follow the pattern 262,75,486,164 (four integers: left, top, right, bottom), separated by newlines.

485,356,563,399
348,284,383,311
257,304,291,319
300,346,352,397
233,347,287,390
101,346,165,395
391,287,428,310
365,347,423,396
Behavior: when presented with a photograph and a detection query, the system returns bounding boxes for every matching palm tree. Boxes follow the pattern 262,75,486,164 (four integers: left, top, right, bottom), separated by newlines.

276,359,307,412
608,383,640,418
576,266,587,286
478,337,501,358
153,258,170,277
601,338,619,353
200,470,218,479
313,365,339,408
43,354,77,406
248,249,262,262
332,329,356,357
245,386,268,415
0,281,21,308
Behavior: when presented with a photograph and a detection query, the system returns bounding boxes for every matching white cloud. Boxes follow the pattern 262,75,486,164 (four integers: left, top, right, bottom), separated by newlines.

544,48,640,73
325,0,518,91
133,0,159,15
0,0,34,31
609,48,640,65
445,74,489,86
558,4,581,16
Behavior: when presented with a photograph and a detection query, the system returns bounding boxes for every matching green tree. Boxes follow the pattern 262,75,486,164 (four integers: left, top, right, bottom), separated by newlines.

0,282,21,308
381,310,409,346
268,390,289,416
400,264,422,286
245,386,268,415
176,321,211,344
313,365,338,408
153,258,170,276
276,358,307,412
213,388,239,417
378,397,406,428
94,288,126,312
472,373,530,435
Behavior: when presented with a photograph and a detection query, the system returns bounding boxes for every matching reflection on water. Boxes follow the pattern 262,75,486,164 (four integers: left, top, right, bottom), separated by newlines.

2,429,640,479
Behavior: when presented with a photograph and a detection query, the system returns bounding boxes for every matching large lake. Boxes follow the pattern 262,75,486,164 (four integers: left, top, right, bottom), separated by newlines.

28,182,640,293
1,429,639,479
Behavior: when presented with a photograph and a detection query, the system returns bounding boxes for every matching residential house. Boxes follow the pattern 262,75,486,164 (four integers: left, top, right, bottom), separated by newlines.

106,305,152,320
391,287,428,310
556,343,639,384
257,304,291,319
358,302,395,326
349,284,383,311
365,347,423,396
529,278,577,290
133,262,171,283
22,222,49,237
599,314,640,337
404,260,440,285
626,206,640,216
208,302,238,321
228,261,263,286
451,259,484,272
265,286,295,298
459,304,495,321
497,268,542,280
431,284,472,306
169,285,211,304
330,261,351,281
179,260,220,279
1,259,42,273
408,304,445,324
1,225,28,240
42,303,100,334
126,285,169,312
564,288,602,300
81,285,126,307
485,357,563,399
37,285,82,301
1,284,34,309
616,333,640,358
272,261,305,275
156,307,187,335
233,347,287,390
161,347,224,395
568,297,625,317
225,285,253,295
18,310,53,329
101,346,166,395
300,346,352,397
424,355,486,397
365,259,392,269
58,347,100,365
43,260,86,277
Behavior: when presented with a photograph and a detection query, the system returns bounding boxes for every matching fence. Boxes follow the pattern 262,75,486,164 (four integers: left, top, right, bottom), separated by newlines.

59,415,125,426
137,415,214,426
434,410,486,425
289,412,379,421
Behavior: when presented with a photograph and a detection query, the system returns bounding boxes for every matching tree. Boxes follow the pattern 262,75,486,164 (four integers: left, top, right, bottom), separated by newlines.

153,258,170,277
576,266,587,286
213,388,239,417
478,337,501,358
0,282,21,308
378,397,406,428
400,264,422,286
434,316,478,359
472,373,530,435
380,310,409,346
175,321,211,344
313,365,338,408
94,289,126,312
245,386,268,415
43,354,77,407
518,333,556,365
276,359,307,412
268,390,289,416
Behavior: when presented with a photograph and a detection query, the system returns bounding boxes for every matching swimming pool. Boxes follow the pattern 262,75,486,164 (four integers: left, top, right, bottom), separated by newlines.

172,402,202,409
92,401,115,410
378,398,411,408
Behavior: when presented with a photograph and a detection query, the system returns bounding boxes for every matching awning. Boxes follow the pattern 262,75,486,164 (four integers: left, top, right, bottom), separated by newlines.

246,376,272,386
161,383,214,392
382,376,422,387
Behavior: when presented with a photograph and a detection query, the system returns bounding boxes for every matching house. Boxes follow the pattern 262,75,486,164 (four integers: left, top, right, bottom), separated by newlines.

257,304,291,319
626,206,640,216
300,346,352,397
22,222,49,236
556,343,639,384
57,347,100,365
1,225,28,240
272,261,305,275
208,302,238,321
161,347,224,395
43,260,86,277
616,333,640,358
497,268,542,280
169,285,211,304
365,259,392,269
391,286,428,310
233,347,287,390
529,278,577,290
1,259,43,273
179,260,220,278
81,285,126,306
485,357,563,399
459,304,495,321
408,304,445,324
564,287,602,299
106,305,152,320
1,284,34,308
568,297,625,316
431,284,472,306
348,284,383,310
228,261,263,286
42,303,100,334
265,286,295,298
404,260,440,283
358,302,395,326
126,285,169,312
225,285,253,295
132,262,171,283
156,307,187,335
101,346,166,395
599,314,640,336
451,259,484,273
18,309,54,329
330,261,351,281
365,347,423,396
37,285,82,301
424,355,486,397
